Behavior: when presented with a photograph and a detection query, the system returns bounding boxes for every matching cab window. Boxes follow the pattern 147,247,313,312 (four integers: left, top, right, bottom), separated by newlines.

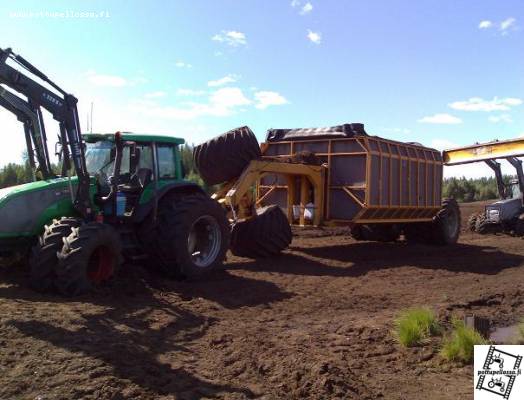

157,144,176,178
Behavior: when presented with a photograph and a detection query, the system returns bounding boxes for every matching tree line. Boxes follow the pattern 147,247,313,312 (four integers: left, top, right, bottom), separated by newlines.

0,145,510,203
442,176,511,202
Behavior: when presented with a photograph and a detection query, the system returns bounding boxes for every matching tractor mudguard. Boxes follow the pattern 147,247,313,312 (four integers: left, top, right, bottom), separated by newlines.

132,181,206,223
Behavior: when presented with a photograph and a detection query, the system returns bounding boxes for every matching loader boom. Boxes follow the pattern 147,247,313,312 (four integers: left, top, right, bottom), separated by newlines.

0,47,92,218
443,137,524,199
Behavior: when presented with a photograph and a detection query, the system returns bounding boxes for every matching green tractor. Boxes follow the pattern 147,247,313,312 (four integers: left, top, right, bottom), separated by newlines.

0,48,229,295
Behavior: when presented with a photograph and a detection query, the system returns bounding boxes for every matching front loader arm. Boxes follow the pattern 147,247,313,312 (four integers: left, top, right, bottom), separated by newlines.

0,87,50,178
0,47,92,218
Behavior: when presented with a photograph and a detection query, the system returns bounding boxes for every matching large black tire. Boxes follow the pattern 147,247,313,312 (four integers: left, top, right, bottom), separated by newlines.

405,198,461,245
29,217,81,292
475,213,497,235
193,126,261,185
230,205,292,258
146,193,230,278
351,224,400,242
432,198,461,244
468,213,480,232
55,223,122,296
403,223,433,243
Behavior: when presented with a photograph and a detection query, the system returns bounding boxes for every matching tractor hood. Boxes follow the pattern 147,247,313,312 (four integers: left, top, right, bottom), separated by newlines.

485,197,522,224
0,177,81,238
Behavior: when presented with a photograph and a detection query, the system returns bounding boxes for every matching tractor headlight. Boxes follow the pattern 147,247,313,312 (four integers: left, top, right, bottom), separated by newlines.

487,209,500,223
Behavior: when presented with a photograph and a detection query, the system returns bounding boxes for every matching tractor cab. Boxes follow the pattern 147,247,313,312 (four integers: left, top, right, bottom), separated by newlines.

83,132,185,219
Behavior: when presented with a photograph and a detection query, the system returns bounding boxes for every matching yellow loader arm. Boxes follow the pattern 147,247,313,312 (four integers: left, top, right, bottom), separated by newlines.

443,137,524,165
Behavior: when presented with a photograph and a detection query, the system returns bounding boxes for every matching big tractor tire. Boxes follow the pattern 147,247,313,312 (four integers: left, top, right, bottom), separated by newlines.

403,223,433,243
475,213,497,235
230,205,292,258
55,223,122,296
29,217,82,292
149,193,230,278
431,198,461,245
468,213,480,232
193,126,261,186
351,224,400,242
404,198,461,245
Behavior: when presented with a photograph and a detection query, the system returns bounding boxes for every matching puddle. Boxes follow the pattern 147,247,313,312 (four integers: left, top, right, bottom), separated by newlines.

490,324,521,344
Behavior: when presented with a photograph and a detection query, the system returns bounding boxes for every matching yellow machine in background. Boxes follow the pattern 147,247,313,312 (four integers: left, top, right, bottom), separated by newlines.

443,137,524,234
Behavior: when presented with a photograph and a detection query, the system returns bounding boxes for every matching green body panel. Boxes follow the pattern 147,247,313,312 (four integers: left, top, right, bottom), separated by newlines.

0,133,188,242
0,177,98,238
84,132,185,145
138,179,186,204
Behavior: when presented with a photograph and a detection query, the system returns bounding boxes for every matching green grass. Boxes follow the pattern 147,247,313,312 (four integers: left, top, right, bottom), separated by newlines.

441,319,488,363
517,322,524,344
394,307,440,347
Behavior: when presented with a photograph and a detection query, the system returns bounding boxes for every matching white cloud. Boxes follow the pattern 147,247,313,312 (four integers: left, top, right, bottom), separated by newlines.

418,113,463,124
130,87,251,120
300,2,313,15
478,20,493,29
212,30,247,47
176,88,206,96
144,91,166,99
488,114,513,123
430,139,459,151
307,29,321,44
291,0,301,7
208,74,238,87
254,91,289,109
500,17,516,31
175,61,192,69
87,71,127,87
449,97,522,112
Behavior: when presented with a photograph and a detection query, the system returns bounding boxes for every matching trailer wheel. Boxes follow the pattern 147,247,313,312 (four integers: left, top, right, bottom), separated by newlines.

351,224,400,242
193,126,261,185
29,217,81,292
432,198,461,245
148,193,230,278
467,213,480,232
230,205,292,258
55,223,122,296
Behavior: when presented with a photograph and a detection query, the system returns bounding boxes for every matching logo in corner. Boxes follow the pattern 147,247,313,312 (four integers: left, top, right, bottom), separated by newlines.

475,345,523,399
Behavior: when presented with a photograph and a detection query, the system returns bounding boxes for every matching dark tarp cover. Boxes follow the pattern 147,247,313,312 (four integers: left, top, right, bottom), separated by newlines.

265,123,368,142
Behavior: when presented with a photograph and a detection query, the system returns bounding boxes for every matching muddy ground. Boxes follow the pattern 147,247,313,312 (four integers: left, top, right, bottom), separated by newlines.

1,201,524,399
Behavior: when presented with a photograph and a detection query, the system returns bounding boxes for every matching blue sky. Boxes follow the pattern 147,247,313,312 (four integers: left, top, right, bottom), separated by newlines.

0,0,522,177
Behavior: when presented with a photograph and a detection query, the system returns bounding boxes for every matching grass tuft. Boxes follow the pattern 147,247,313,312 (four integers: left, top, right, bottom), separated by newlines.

394,307,440,347
441,319,488,363
517,321,524,344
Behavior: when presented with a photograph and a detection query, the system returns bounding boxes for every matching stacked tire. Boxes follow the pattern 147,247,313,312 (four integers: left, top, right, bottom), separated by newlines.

193,126,261,186
230,205,292,258
194,127,292,258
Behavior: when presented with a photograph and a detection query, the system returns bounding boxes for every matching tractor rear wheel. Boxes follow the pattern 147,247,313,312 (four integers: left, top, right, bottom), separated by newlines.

55,223,122,296
230,205,292,258
29,217,81,292
193,126,261,186
149,193,230,278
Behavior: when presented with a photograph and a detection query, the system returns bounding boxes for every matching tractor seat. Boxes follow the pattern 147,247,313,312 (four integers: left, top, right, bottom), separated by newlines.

119,168,153,192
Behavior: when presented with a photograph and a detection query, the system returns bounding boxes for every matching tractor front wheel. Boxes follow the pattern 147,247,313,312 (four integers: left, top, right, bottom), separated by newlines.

55,222,122,296
29,217,81,292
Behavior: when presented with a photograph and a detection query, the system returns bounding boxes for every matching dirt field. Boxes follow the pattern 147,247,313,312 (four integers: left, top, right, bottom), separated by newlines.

1,201,524,400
